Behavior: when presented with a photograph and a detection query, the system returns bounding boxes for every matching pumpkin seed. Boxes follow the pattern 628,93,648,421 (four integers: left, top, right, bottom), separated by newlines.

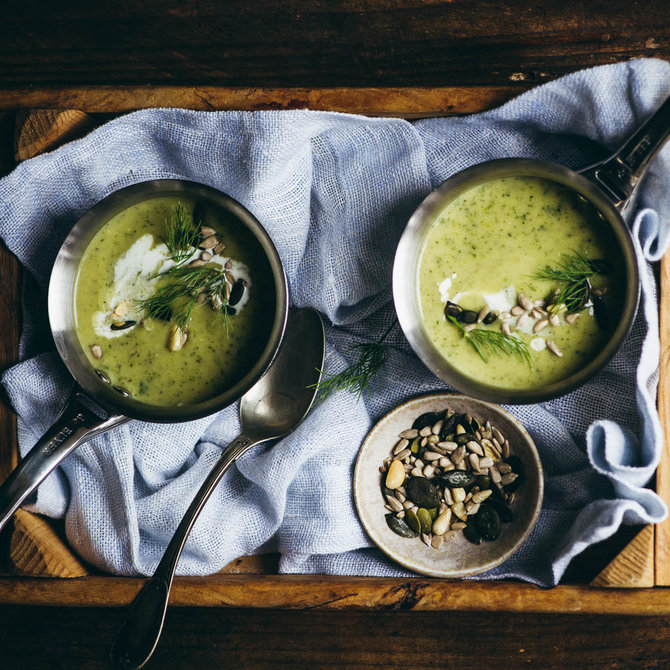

441,470,475,489
463,522,482,544
417,508,433,533
483,311,498,325
405,508,421,534
110,320,136,331
475,505,502,541
412,411,443,431
405,477,440,507
460,310,478,324
386,514,419,538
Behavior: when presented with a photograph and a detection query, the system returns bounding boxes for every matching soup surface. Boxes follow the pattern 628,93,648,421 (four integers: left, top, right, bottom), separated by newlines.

75,196,275,406
418,177,624,390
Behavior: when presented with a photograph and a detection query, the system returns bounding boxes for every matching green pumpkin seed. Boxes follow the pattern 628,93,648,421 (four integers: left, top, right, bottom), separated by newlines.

475,474,491,489
405,508,422,534
385,513,419,538
412,411,443,431
417,508,433,533
410,436,421,453
405,477,440,508
427,507,438,520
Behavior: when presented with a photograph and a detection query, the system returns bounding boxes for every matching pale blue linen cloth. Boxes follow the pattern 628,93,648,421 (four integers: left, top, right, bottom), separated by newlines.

1,58,669,585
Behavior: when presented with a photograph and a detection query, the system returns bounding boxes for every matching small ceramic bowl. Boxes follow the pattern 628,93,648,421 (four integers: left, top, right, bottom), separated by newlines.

353,393,543,578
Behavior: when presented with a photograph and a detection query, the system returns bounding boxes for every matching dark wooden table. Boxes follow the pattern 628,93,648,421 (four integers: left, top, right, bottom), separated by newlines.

1,2,670,668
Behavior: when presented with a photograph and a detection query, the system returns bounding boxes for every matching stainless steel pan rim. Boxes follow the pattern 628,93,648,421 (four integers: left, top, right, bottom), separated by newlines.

393,157,641,405
48,178,289,422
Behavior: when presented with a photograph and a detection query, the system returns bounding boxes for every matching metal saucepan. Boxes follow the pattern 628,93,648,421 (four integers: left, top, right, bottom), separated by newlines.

394,95,670,404
0,179,288,531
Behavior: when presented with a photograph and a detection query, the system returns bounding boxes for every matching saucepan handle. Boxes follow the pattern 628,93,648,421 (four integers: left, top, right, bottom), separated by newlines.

580,95,670,213
0,389,128,533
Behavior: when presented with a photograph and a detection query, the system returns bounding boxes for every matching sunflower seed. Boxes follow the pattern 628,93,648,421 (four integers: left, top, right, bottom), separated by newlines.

565,312,581,325
421,533,432,547
489,467,502,484
518,293,534,310
386,495,404,512
443,488,454,505
410,467,424,477
201,251,212,262
533,318,549,333
472,489,493,503
502,321,512,336
423,465,435,478
549,313,560,327
431,419,444,435
507,493,516,505
438,441,458,451
427,434,439,444
393,438,410,455
503,440,511,458
393,449,411,461
423,451,442,462
394,490,406,503
432,509,452,536
431,534,445,549
466,440,483,456
112,301,130,318
199,235,219,249
403,500,415,510
450,521,467,531
466,501,481,515
477,306,490,323
501,472,519,486
499,311,511,321
468,453,481,472
452,487,466,503
452,445,466,463
451,502,467,521
546,340,563,357
399,429,419,439
510,305,524,316
478,456,494,469
213,241,226,255
90,344,103,359
497,462,512,474
516,313,532,330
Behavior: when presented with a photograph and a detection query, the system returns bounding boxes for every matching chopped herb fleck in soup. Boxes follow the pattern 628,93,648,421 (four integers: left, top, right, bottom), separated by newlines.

75,197,275,406
418,177,624,390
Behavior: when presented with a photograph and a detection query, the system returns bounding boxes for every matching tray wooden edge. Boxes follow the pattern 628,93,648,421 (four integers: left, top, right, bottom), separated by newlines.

2,99,668,595
0,574,667,614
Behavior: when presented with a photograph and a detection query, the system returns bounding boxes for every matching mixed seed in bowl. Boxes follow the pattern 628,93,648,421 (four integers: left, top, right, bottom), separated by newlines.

380,409,524,549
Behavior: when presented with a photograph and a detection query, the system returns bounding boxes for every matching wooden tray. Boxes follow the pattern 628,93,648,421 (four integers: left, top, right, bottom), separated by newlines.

0,88,668,613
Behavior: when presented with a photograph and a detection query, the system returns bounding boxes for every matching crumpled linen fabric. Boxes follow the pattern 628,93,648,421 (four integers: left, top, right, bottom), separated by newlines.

0,58,669,585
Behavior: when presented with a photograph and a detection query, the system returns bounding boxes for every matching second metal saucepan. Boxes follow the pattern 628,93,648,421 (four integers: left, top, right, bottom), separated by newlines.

394,95,670,404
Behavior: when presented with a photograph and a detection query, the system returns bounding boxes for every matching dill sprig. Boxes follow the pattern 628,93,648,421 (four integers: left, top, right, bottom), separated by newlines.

137,265,232,333
448,316,530,365
533,251,607,313
311,323,394,400
164,202,200,262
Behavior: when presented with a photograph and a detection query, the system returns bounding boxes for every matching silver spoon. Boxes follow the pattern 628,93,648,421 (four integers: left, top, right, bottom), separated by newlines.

111,307,325,669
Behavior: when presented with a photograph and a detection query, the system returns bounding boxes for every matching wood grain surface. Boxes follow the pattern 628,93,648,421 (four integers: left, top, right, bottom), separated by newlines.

0,85,524,116
0,1,668,88
656,254,670,585
2,606,670,670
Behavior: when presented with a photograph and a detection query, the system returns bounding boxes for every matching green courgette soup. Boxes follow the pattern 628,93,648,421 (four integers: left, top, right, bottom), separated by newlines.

74,196,276,406
418,177,625,390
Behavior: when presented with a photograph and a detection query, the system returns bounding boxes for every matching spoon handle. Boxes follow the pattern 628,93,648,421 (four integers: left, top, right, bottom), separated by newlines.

111,433,261,669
